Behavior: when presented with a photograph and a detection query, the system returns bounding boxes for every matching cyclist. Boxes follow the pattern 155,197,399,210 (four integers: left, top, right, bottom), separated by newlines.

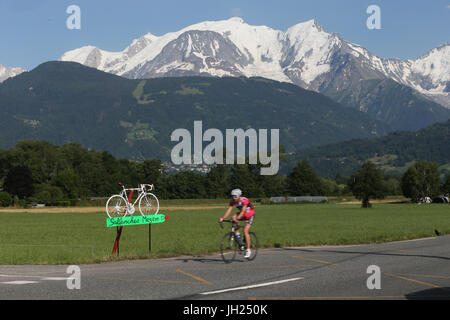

219,189,255,259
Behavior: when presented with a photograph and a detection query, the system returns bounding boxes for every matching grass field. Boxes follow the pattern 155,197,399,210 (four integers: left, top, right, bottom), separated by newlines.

0,202,449,265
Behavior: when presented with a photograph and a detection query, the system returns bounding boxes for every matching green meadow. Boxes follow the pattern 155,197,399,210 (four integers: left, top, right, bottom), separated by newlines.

0,203,449,265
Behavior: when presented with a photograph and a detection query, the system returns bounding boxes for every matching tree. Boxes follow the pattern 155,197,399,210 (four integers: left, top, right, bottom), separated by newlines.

321,178,341,196
348,161,387,208
11,140,60,184
286,160,325,196
260,174,287,197
164,171,206,199
32,184,64,204
3,166,34,199
401,161,441,201
385,176,402,195
443,175,450,196
205,165,231,198
52,168,82,198
229,164,264,197
335,174,349,185
140,159,165,183
0,192,12,207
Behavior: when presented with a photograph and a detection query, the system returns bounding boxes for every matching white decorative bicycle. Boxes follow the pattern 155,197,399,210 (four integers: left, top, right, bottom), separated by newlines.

106,183,159,218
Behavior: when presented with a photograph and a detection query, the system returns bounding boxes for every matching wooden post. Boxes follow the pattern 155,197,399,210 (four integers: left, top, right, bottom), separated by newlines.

149,224,152,252
112,226,123,256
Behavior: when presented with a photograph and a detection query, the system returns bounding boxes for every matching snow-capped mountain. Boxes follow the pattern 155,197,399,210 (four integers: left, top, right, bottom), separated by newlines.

60,17,450,108
0,64,26,82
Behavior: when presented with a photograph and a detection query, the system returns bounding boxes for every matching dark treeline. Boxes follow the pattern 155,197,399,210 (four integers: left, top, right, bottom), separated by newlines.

0,140,447,206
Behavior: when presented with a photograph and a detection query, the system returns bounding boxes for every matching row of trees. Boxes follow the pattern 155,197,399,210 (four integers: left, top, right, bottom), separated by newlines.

0,140,448,206
348,161,449,207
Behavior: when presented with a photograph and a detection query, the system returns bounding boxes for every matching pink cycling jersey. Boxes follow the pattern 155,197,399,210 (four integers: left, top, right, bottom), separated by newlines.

229,197,255,219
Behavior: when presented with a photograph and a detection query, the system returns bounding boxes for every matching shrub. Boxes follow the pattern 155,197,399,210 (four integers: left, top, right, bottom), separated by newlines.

0,192,12,207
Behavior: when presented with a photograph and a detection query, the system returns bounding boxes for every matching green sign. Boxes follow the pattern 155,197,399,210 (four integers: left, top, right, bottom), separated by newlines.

106,214,168,227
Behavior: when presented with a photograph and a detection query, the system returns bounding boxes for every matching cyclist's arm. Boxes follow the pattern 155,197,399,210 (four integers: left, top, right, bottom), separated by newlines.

236,205,247,220
222,206,233,220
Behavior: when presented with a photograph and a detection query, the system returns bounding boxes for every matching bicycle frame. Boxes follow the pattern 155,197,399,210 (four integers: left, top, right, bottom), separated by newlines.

119,183,155,216
219,219,240,232
119,184,153,204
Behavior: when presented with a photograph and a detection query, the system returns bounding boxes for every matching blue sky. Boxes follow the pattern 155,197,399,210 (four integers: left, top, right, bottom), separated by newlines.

1,0,449,70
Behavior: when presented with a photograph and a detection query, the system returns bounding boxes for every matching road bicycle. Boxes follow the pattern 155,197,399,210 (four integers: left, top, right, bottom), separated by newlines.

106,183,159,218
219,219,258,263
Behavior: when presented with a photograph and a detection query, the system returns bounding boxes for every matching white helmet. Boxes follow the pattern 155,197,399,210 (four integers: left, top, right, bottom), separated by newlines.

231,189,242,198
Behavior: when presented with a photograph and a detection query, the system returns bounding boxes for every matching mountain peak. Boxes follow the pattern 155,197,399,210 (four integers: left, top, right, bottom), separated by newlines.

416,42,450,59
285,19,328,39
141,32,158,41
227,17,245,24
293,18,325,30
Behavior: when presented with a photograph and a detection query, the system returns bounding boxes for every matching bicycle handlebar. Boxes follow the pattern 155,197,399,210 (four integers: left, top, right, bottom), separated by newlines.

118,183,154,191
219,219,242,229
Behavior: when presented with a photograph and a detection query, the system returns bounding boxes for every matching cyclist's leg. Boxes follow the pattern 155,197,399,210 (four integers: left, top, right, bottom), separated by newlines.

232,213,244,248
243,225,251,249
232,213,239,232
243,215,255,249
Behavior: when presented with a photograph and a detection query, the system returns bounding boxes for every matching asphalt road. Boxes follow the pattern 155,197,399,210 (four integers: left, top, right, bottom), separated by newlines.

1,235,449,300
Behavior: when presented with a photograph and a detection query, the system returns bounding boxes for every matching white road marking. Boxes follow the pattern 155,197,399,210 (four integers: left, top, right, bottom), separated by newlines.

0,274,58,278
200,277,304,295
1,281,39,285
0,274,69,284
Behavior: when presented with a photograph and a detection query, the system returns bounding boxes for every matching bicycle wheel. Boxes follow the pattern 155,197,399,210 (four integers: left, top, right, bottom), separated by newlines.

106,195,128,218
220,232,237,263
138,192,160,215
244,232,259,261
